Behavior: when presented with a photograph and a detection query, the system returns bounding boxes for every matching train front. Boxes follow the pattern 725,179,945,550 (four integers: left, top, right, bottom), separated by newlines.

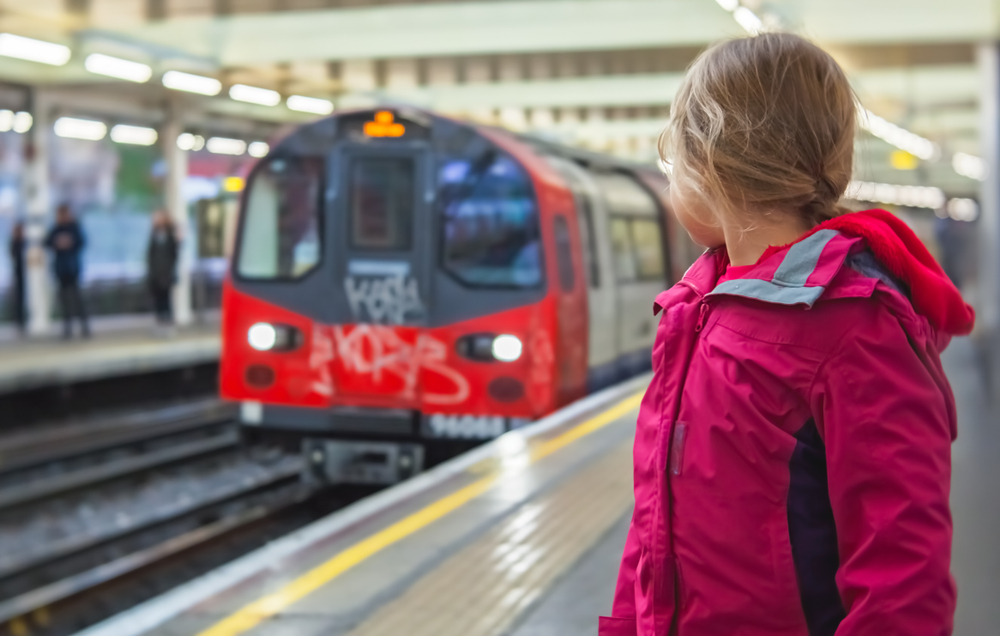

220,108,587,485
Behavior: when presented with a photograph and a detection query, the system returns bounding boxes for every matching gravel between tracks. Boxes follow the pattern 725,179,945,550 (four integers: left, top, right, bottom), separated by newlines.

0,447,299,578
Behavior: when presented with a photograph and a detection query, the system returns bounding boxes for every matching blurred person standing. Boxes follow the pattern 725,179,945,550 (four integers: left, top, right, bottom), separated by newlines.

147,210,179,332
7,220,26,335
45,204,90,339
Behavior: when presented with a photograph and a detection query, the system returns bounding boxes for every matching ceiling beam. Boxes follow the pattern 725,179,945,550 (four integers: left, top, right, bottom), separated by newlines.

93,0,739,66
87,0,1000,68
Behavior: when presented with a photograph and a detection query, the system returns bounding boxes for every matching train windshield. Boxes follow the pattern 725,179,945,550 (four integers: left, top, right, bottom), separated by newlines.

237,156,323,279
440,155,541,288
349,157,414,250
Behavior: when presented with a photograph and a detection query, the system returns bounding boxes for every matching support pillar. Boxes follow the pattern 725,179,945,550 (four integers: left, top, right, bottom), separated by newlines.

976,43,1000,400
22,91,50,336
163,105,193,326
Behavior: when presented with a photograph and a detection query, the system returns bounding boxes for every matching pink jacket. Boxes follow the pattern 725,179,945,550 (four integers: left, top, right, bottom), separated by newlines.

601,210,974,636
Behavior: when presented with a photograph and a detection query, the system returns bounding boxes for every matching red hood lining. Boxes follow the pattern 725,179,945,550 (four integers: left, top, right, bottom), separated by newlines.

758,209,974,336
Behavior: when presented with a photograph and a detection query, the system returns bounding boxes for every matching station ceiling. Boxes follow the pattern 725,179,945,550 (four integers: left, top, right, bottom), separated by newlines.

0,0,993,197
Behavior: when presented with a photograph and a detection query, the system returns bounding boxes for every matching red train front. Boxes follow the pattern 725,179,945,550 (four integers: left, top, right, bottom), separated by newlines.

222,108,683,484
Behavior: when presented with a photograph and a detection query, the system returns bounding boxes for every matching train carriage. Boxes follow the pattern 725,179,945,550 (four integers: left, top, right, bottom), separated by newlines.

222,107,691,485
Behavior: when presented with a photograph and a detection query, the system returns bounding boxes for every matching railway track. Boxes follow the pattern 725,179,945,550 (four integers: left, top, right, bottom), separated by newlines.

0,401,360,636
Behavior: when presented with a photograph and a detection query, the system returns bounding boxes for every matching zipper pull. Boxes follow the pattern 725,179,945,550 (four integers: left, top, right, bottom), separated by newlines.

694,301,709,333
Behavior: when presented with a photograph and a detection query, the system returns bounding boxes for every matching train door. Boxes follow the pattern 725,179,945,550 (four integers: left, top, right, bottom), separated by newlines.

590,172,668,375
328,144,434,403
546,157,620,391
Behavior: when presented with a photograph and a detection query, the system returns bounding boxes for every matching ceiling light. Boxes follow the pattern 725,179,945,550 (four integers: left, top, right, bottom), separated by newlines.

845,180,945,210
177,133,205,151
229,84,281,107
715,0,740,10
248,141,269,158
952,152,986,181
858,108,938,161
947,198,979,222
162,70,222,96
287,95,334,115
13,111,32,133
0,33,70,66
0,110,13,132
733,6,763,33
85,53,152,83
206,136,247,155
110,124,158,146
54,117,107,141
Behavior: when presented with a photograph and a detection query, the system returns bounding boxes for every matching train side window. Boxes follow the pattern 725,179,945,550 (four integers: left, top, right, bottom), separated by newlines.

553,215,575,292
440,154,542,288
630,218,666,281
348,157,414,250
576,194,601,288
237,156,323,280
609,216,638,282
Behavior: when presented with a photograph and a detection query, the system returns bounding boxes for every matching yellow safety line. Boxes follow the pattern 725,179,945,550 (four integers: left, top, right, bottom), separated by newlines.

197,390,644,636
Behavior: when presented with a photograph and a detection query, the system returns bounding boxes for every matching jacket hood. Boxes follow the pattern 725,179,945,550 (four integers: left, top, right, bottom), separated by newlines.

760,209,975,336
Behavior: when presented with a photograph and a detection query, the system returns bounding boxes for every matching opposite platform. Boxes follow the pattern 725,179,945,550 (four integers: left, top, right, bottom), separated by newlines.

0,315,220,394
74,374,649,636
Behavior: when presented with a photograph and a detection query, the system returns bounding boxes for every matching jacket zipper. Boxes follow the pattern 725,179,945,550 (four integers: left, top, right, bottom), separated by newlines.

664,284,712,636
694,301,709,332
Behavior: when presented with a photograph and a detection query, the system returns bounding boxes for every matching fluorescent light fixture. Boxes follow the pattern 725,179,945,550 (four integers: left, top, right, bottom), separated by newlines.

715,0,740,11
54,117,107,141
947,198,979,222
229,84,281,107
177,132,205,151
13,111,32,133
845,180,945,210
248,141,269,158
85,53,152,83
110,124,158,146
162,70,222,96
0,33,70,66
206,136,247,155
952,152,986,181
858,108,937,161
733,6,763,33
287,95,334,115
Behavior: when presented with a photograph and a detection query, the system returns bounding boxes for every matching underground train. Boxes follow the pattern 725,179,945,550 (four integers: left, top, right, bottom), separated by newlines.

223,107,696,485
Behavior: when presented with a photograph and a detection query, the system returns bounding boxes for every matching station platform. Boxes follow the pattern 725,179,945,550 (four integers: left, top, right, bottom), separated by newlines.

74,338,999,636
0,314,221,394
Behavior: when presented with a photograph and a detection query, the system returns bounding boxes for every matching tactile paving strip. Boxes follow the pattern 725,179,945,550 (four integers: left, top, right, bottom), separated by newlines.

345,441,633,636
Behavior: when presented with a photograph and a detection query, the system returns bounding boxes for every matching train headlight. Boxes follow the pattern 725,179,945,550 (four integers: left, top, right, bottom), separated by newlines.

491,335,523,362
248,323,277,351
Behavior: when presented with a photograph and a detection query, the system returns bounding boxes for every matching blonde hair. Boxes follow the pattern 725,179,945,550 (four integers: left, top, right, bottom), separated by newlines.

661,33,857,227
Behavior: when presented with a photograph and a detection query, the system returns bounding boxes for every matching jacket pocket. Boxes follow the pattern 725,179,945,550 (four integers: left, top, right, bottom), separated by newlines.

598,616,638,636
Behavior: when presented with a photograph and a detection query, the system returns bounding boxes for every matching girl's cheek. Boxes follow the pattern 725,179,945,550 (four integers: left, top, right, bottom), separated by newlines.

671,184,726,248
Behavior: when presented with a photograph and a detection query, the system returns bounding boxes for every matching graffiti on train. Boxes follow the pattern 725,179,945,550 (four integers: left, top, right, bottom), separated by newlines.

330,325,470,405
344,275,425,325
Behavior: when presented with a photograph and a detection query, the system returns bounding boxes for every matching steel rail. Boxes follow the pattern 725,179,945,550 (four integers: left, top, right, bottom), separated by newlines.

0,431,239,512
0,399,236,478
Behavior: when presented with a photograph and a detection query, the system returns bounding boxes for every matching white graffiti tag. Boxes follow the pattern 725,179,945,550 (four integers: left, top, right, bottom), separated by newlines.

332,325,470,405
344,275,425,325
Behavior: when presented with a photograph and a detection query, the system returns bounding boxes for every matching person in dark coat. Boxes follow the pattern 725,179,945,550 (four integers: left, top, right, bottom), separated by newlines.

45,204,90,339
8,220,25,335
147,210,179,326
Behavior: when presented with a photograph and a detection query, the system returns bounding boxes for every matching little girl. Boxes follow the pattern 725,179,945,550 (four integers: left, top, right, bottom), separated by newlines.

600,34,974,636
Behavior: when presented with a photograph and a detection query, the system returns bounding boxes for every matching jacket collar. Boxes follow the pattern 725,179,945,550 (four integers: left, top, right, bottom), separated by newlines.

684,229,863,308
